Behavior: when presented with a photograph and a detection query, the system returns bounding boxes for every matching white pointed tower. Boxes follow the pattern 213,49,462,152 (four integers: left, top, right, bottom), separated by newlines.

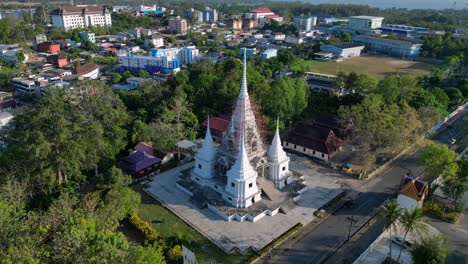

222,48,264,157
192,117,217,180
268,119,293,189
223,104,261,208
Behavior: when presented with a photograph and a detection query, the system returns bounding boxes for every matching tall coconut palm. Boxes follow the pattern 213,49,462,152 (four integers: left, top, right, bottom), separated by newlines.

397,207,428,263
383,200,401,260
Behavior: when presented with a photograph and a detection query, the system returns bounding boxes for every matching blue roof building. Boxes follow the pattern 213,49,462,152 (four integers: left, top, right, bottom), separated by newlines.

353,35,423,58
380,24,429,37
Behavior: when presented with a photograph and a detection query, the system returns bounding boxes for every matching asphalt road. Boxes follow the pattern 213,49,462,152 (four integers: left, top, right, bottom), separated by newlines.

259,110,467,264
433,110,468,153
427,216,468,264
259,143,425,264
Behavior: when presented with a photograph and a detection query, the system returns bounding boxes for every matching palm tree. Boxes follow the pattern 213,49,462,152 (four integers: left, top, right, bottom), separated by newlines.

383,200,401,260
397,207,428,263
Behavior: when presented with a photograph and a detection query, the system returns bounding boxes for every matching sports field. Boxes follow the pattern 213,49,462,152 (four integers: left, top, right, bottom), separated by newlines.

290,55,436,79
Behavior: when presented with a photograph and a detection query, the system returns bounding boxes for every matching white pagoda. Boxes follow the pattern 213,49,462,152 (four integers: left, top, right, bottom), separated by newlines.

189,49,295,209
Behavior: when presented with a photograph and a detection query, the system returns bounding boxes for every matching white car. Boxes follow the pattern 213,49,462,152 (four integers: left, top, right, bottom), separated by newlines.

450,138,457,145
391,236,412,249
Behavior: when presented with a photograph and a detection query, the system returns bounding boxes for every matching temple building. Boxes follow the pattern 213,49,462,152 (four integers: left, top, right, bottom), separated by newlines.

177,50,305,221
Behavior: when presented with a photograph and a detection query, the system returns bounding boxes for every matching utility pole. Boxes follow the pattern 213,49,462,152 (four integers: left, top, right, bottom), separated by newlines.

345,216,358,248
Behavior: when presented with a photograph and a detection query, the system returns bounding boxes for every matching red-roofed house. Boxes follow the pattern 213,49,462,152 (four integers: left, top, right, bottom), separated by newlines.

201,115,231,139
283,122,343,161
252,8,275,19
273,32,286,41
397,175,429,211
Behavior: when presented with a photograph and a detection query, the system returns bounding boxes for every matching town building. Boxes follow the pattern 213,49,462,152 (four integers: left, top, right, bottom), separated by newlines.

73,62,99,79
320,43,365,60
0,91,15,112
283,122,343,161
46,54,70,68
169,18,188,34
203,7,218,22
227,18,242,30
348,16,384,30
380,24,430,37
13,76,49,96
248,8,275,20
0,44,28,64
261,49,278,59
242,18,256,30
0,112,14,130
294,16,317,32
50,6,112,31
117,46,199,74
36,42,61,54
112,77,152,91
397,175,429,212
272,32,286,41
353,35,423,58
130,27,152,38
185,8,203,23
79,31,96,43
33,34,48,49
285,35,303,44
145,34,164,48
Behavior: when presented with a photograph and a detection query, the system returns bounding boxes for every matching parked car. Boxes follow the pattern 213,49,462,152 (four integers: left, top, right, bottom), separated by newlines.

391,236,412,249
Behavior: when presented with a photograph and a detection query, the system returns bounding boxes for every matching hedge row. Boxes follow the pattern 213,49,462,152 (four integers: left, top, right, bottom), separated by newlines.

128,212,160,241
424,201,460,223
248,222,303,263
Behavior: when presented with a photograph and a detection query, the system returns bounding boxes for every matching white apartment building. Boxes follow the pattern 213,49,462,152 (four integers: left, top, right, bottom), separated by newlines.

348,16,384,30
294,16,317,32
118,46,199,74
50,6,112,31
145,34,164,48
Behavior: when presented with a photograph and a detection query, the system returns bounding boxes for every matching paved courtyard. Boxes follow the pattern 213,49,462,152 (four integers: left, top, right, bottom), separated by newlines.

145,154,343,253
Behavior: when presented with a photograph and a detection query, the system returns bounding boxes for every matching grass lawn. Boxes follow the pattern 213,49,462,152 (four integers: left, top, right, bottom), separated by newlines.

133,184,255,264
289,55,436,80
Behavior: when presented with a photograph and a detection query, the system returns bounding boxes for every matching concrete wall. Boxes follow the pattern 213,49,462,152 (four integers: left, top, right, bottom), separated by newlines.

283,141,329,161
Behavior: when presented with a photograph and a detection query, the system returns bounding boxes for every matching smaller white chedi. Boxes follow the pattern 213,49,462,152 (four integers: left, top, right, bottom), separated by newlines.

268,119,294,189
193,117,217,179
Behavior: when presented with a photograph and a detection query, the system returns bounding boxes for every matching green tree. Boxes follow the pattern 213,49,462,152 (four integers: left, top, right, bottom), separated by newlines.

15,52,26,64
167,245,183,263
127,243,166,264
123,70,134,80
138,69,150,78
396,208,428,263
422,143,458,182
383,200,401,260
409,234,449,264
431,87,450,109
377,75,400,104
111,73,123,84
263,77,308,127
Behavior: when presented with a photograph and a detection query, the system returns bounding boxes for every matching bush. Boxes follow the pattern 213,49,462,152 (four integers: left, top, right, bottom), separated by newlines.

444,212,460,223
129,213,160,241
166,245,183,264
424,201,443,218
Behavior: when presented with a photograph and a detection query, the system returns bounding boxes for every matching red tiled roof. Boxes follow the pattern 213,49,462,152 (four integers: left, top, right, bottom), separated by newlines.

134,142,154,156
253,8,273,13
201,116,231,134
267,14,281,18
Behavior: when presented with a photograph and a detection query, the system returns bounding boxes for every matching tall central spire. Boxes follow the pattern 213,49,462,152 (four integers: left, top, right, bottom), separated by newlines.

240,48,248,97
